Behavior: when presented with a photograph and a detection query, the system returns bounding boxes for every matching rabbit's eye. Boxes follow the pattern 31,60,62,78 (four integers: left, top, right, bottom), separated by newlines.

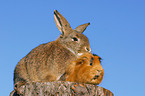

72,37,78,42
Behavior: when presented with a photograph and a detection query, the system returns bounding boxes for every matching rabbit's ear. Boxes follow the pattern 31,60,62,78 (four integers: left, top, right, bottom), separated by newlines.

54,10,72,35
74,23,90,33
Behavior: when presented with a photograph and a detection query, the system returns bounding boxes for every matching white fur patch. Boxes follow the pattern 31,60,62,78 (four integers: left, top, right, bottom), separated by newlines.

57,74,63,80
77,53,83,56
65,47,76,55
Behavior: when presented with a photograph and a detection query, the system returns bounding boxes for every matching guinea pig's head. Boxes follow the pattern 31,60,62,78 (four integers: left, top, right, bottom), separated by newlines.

74,53,104,84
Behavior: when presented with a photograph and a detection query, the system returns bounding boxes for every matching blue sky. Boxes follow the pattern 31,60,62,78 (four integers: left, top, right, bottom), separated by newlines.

0,0,145,96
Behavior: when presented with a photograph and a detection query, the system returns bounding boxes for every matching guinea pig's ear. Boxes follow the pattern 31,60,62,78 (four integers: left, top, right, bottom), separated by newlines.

76,57,89,65
76,59,85,65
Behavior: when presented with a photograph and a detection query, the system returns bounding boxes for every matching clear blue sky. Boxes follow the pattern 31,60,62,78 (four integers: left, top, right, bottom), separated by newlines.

0,0,145,96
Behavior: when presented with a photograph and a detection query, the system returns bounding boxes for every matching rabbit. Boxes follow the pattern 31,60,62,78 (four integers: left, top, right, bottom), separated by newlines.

14,10,91,91
64,53,104,85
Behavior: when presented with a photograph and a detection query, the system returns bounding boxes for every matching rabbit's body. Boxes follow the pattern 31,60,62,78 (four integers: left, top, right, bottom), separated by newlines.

14,41,76,84
14,10,91,90
65,53,104,85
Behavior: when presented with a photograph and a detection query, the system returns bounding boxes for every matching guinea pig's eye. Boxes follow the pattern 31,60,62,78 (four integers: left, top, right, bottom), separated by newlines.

90,62,93,66
72,37,78,42
90,57,93,66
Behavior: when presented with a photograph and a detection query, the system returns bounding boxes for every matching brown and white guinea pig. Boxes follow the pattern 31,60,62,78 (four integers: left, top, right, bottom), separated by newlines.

65,53,104,85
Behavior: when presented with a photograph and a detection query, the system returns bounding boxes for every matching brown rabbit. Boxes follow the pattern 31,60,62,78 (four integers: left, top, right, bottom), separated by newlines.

14,10,91,90
65,53,104,85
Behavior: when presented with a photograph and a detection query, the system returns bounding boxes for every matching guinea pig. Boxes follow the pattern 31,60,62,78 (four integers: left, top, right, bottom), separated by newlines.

65,53,104,85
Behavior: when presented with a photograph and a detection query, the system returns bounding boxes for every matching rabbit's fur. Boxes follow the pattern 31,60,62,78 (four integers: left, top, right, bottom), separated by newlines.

14,10,91,90
65,53,104,84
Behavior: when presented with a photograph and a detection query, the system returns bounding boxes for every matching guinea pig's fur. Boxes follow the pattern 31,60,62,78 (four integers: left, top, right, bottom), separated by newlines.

65,53,104,84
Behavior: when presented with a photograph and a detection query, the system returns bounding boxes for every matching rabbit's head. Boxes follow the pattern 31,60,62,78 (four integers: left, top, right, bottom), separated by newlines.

65,53,104,84
54,10,91,57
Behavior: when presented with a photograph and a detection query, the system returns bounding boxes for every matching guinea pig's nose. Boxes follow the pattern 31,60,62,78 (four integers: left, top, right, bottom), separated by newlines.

95,75,99,78
93,75,100,80
85,47,91,52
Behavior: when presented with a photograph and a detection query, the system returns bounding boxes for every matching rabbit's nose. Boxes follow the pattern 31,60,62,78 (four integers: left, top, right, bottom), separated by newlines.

85,47,91,52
